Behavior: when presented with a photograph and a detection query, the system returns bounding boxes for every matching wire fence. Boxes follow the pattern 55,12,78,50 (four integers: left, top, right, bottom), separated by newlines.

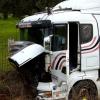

0,37,14,72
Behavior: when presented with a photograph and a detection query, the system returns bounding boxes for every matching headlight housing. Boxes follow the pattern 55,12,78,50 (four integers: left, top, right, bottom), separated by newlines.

38,91,52,98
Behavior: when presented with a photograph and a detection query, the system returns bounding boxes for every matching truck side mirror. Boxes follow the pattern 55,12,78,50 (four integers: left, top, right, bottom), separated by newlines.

44,35,53,51
44,36,51,51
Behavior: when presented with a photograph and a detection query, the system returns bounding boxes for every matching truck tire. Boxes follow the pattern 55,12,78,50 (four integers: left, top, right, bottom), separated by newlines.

68,81,98,100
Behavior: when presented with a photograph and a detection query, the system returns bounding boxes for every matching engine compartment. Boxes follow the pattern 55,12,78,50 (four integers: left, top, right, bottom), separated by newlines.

18,53,51,87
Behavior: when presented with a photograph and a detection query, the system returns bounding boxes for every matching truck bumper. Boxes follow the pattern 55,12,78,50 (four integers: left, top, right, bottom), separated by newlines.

36,96,52,100
37,82,55,91
36,82,67,100
36,96,66,100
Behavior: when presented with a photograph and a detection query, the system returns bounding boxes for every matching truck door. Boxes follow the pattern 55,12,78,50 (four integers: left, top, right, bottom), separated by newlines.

68,22,81,73
50,24,67,86
81,22,99,71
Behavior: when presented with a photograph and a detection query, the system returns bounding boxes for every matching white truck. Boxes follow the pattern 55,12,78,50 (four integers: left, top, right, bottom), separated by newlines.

8,0,100,99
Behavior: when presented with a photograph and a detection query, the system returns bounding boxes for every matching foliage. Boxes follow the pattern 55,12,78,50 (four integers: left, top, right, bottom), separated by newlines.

0,0,64,19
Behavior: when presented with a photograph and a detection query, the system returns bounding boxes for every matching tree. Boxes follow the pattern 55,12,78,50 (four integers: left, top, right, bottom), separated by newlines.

0,0,64,19
0,0,11,19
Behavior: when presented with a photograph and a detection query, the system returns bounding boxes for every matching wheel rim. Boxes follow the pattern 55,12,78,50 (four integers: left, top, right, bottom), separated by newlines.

68,81,97,100
79,84,96,100
79,87,89,100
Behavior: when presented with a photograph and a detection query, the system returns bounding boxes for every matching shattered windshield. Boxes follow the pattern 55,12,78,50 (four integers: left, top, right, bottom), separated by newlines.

19,28,49,45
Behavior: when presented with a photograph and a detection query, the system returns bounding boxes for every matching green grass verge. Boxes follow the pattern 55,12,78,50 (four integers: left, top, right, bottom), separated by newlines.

0,18,20,40
0,18,20,72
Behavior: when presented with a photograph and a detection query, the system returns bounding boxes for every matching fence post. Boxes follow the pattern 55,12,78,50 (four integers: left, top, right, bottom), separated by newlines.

8,37,14,55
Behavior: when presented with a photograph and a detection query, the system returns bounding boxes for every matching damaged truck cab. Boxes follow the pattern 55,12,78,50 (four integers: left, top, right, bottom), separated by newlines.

8,0,100,99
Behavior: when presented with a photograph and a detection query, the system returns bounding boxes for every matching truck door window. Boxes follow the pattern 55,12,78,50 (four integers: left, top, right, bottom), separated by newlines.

80,24,93,44
52,25,67,51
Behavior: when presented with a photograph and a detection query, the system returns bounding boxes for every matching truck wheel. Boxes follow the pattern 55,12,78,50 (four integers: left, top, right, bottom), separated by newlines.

68,81,97,100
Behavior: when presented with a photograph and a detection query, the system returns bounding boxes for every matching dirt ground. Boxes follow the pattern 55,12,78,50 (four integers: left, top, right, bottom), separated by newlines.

0,70,35,100
0,70,100,100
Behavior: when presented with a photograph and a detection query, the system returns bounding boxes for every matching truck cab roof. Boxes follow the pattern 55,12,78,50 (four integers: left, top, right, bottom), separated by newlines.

53,0,100,14
19,0,100,23
21,13,47,22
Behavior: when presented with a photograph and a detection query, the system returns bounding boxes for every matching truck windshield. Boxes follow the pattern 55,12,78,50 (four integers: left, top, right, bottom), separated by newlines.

19,28,49,45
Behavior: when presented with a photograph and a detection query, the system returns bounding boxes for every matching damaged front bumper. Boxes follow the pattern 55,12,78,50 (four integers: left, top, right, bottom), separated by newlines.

36,82,67,100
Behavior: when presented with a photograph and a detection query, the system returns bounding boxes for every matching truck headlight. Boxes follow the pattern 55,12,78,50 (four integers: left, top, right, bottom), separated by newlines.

45,91,52,98
38,91,52,98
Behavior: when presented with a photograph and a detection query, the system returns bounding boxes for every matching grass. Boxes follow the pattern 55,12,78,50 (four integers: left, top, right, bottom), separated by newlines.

0,17,20,72
0,18,20,40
